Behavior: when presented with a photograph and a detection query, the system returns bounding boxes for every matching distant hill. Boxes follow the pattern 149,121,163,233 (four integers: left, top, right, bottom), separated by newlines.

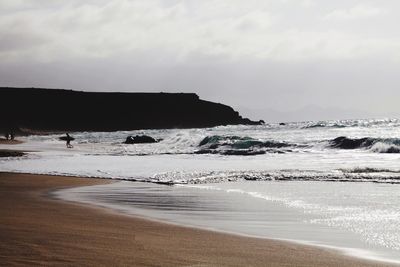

0,87,262,134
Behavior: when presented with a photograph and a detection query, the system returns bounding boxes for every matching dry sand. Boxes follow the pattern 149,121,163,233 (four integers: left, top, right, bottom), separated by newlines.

0,172,394,266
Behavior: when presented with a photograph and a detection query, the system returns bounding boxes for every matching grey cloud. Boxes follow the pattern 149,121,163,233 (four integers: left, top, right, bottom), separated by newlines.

0,26,48,53
1,0,400,122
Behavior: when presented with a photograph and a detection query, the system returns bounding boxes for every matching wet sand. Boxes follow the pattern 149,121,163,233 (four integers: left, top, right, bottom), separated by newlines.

0,172,393,266
0,138,24,157
0,150,25,157
0,138,23,145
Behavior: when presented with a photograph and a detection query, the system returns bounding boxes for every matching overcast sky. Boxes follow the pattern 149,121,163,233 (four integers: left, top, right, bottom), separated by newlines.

1,0,400,122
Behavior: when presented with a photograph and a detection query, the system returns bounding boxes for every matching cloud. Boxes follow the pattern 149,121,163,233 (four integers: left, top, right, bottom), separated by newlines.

1,0,400,120
322,4,383,21
0,0,398,64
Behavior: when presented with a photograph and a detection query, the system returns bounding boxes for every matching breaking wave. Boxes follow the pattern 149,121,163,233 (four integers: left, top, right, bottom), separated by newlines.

195,135,293,156
301,118,400,129
329,136,400,153
302,122,346,129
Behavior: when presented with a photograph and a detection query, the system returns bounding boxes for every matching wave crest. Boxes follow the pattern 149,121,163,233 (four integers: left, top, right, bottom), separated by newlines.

370,142,400,153
196,135,292,156
329,136,400,153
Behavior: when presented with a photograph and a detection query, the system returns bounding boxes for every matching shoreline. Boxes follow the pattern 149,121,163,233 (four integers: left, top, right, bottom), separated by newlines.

0,172,394,266
57,178,400,266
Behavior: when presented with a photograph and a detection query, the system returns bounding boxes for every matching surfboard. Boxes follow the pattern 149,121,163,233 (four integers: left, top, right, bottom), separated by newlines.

59,136,75,141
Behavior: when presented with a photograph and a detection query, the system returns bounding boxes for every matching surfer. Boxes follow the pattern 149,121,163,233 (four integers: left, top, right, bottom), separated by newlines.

65,133,73,148
59,133,74,148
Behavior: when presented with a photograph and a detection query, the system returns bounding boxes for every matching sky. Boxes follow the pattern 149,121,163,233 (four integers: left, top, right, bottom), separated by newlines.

1,0,400,122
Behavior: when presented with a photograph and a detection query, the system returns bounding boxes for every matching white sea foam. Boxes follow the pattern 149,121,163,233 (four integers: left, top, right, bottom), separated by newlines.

370,142,400,153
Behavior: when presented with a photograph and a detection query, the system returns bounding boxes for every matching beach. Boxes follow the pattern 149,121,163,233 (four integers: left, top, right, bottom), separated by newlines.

0,172,392,266
2,1,399,265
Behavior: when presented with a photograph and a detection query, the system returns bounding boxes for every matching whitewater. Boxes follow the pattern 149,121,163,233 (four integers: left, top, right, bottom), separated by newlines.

1,118,400,263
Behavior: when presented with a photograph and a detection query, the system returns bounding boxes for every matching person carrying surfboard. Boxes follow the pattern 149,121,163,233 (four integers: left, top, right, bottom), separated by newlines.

66,133,73,148
66,134,72,148
59,133,74,148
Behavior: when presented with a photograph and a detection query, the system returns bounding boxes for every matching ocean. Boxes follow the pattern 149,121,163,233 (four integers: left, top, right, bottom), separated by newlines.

1,118,400,263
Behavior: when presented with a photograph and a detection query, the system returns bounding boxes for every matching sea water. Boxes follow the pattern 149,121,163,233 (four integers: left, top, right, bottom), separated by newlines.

1,118,400,263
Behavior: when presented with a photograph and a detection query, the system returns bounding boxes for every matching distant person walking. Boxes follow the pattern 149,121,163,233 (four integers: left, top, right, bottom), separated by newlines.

66,133,74,148
60,133,74,148
66,133,72,148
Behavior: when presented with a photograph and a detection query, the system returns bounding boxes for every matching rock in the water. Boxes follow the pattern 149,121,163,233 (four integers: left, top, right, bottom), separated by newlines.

125,135,158,144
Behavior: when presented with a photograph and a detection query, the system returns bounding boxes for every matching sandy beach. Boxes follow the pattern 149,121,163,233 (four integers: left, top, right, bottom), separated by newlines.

0,172,393,266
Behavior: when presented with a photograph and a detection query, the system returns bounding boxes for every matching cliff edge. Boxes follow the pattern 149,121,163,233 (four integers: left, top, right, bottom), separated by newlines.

0,87,263,133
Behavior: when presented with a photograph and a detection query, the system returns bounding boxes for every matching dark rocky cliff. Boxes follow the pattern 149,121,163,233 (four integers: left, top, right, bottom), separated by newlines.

0,87,262,133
